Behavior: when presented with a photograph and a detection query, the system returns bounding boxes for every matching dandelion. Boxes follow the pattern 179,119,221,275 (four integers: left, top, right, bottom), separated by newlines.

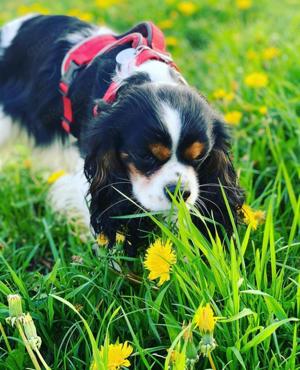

236,0,252,10
224,111,242,125
6,294,24,326
262,47,280,61
91,341,133,370
47,170,66,184
241,204,266,230
67,9,94,22
97,233,109,246
194,303,217,334
177,2,198,16
169,349,186,369
17,4,50,15
224,92,235,103
213,89,235,102
199,333,217,357
95,0,120,9
144,239,176,286
166,36,178,47
158,19,174,30
23,159,32,169
259,106,268,115
22,313,42,351
246,49,258,61
116,233,125,243
244,72,269,88
212,89,226,100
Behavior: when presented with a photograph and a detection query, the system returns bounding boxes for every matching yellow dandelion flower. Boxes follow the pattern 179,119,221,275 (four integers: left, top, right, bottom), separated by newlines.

67,9,93,21
91,341,133,370
177,2,198,16
23,159,32,169
262,47,280,61
258,106,268,115
97,233,109,246
47,170,66,184
224,111,242,125
236,0,252,10
213,89,235,102
212,89,227,100
194,303,216,333
144,239,176,286
116,233,125,243
158,19,174,30
166,36,178,47
244,72,269,88
17,4,50,15
225,92,235,102
169,349,186,369
95,0,120,10
241,204,266,230
246,49,258,61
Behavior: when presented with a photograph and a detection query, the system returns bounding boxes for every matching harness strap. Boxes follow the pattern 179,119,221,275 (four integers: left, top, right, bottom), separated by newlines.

59,22,177,134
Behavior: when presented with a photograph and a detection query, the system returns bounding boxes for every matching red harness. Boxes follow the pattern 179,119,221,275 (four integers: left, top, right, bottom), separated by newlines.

59,22,177,134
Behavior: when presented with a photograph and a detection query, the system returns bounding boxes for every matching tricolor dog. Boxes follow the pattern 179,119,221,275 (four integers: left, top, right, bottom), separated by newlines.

0,14,244,253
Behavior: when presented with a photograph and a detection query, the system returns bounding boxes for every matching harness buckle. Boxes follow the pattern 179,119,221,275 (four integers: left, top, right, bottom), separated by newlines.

61,61,81,90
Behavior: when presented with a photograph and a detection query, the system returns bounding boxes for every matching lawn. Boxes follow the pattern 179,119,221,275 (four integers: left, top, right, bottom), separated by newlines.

0,0,299,369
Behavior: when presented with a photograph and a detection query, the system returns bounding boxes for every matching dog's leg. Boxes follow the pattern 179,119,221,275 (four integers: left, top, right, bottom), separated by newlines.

48,159,90,228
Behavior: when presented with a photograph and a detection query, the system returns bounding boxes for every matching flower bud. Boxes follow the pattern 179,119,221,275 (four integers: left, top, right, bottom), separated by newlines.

7,294,23,318
22,313,42,350
199,333,217,357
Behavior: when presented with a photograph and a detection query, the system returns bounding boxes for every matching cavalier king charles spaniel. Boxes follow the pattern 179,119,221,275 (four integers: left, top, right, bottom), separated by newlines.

0,14,244,253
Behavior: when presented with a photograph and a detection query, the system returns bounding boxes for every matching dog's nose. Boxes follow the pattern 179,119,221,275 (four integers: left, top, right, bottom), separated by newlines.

164,184,191,202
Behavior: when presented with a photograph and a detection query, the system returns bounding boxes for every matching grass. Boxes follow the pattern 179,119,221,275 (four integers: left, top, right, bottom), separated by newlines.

0,0,299,369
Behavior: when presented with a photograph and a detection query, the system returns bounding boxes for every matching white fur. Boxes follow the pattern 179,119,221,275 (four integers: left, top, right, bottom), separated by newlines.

134,60,177,84
114,59,178,86
0,110,89,225
162,103,181,150
0,14,37,52
63,25,114,45
48,159,90,226
130,103,199,212
0,106,13,146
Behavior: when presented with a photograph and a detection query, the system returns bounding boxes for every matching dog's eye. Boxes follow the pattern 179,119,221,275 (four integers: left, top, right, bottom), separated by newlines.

149,143,171,162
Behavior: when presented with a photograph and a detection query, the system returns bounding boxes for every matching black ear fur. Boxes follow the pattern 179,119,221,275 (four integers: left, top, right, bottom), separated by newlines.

83,118,128,241
195,118,244,237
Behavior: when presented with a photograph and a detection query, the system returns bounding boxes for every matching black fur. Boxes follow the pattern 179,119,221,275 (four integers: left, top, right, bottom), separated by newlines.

0,15,244,253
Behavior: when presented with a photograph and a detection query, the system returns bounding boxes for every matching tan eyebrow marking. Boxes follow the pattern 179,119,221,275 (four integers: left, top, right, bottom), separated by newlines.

149,143,171,161
184,142,205,160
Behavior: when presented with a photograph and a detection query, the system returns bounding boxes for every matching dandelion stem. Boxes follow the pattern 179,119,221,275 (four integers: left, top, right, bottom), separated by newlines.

35,347,52,370
0,322,12,352
208,352,217,370
16,322,41,370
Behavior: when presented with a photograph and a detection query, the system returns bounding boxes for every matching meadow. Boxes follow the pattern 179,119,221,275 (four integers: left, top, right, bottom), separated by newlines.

0,0,299,369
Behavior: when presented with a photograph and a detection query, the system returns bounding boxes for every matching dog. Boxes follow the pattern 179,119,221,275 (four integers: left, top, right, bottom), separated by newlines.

0,14,244,254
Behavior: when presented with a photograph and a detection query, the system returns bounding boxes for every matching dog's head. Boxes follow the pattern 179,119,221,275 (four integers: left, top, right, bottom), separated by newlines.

83,75,244,242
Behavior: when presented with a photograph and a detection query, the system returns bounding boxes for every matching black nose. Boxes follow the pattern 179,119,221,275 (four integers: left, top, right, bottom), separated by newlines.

164,184,191,202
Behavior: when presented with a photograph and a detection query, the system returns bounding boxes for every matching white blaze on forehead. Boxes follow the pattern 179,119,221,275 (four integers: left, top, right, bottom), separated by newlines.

161,103,181,152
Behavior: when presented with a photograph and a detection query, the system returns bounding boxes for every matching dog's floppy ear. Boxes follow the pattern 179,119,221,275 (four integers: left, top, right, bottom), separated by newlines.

83,117,128,239
196,117,244,236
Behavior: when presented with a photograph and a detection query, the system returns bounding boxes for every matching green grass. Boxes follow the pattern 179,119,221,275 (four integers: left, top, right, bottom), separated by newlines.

0,0,299,369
